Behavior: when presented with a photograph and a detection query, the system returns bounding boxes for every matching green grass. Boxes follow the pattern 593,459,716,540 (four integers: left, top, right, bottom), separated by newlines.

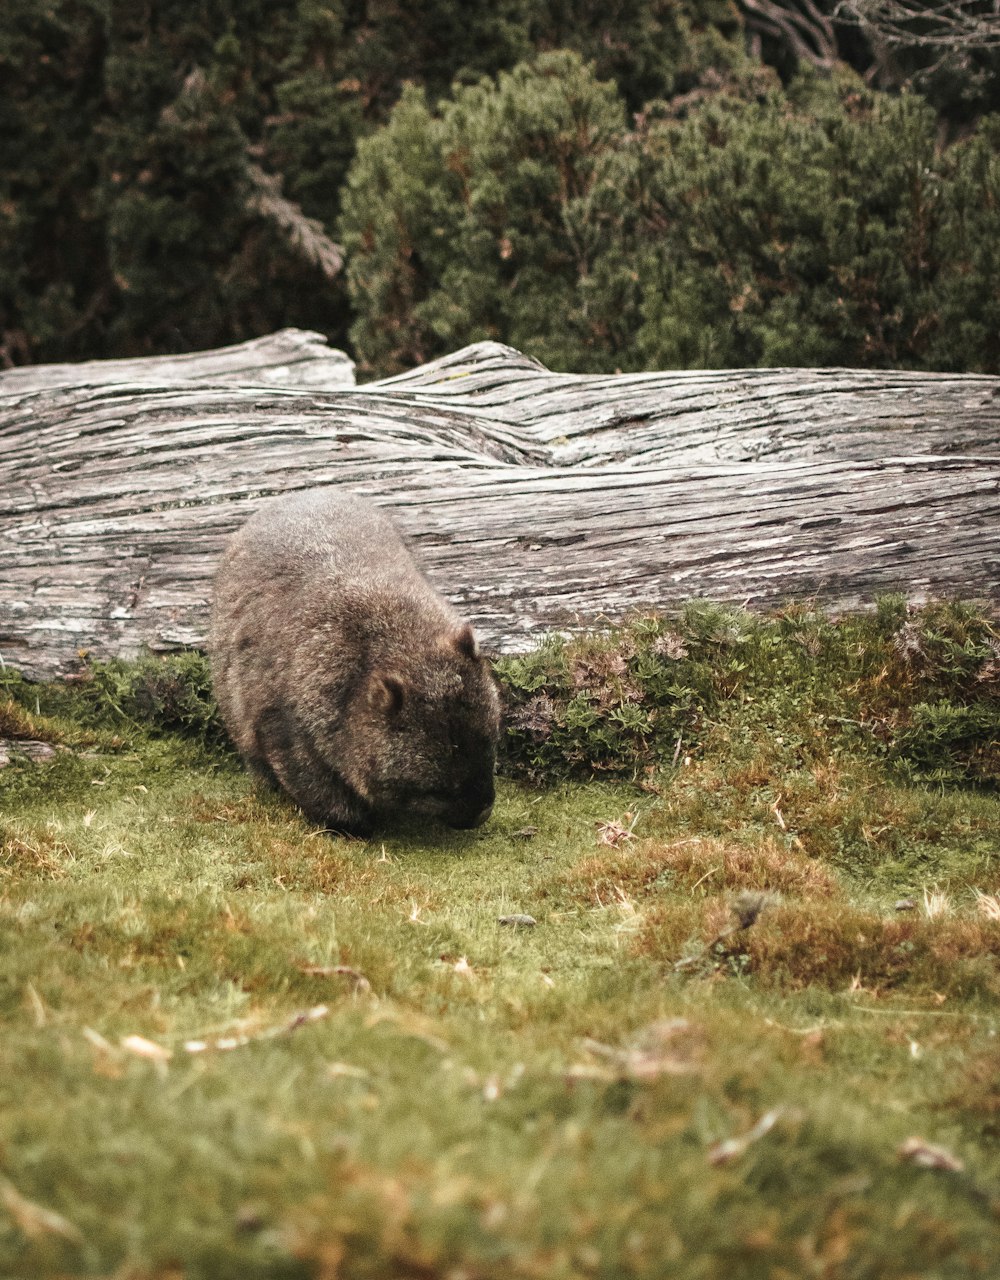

1,603,999,1278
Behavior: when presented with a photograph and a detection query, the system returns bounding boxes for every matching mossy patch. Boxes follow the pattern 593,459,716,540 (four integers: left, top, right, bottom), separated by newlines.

496,598,999,787
638,895,1000,998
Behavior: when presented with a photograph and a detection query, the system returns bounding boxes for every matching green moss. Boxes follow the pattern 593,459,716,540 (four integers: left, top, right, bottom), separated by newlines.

9,601,994,792
498,599,999,788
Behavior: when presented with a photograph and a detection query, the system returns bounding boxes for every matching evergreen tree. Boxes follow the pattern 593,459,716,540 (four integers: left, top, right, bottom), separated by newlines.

0,0,110,364
929,116,1000,372
634,76,950,369
2,0,999,373
340,86,453,372
342,52,641,374
531,0,745,109
342,57,1000,377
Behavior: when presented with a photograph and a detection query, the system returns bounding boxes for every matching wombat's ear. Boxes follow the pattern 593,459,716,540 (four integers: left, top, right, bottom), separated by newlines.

369,672,407,718
452,623,479,661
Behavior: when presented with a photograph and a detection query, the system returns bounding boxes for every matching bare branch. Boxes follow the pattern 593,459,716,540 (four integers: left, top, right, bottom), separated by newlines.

838,0,1000,50
739,0,841,67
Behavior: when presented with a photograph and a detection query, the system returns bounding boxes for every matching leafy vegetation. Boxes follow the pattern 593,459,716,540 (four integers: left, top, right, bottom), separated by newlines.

4,3,1000,375
343,56,1000,376
497,599,1000,787
0,0,741,367
1,606,998,1276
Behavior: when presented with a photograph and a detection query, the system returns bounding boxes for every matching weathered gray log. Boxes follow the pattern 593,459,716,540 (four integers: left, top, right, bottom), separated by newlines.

0,328,356,395
1,328,998,680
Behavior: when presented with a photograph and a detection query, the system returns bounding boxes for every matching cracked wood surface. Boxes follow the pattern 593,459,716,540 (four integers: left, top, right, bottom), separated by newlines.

2,328,998,679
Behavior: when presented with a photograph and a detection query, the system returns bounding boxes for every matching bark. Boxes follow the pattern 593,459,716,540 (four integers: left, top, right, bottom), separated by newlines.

1,328,997,680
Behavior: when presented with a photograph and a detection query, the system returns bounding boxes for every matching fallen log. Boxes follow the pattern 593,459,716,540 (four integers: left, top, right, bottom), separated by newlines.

1,329,998,679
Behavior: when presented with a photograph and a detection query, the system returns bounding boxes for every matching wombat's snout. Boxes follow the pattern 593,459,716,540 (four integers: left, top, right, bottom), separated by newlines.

446,781,495,829
448,802,493,830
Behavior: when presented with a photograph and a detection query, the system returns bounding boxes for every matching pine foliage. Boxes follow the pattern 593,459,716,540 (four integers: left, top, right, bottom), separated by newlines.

2,1,1000,374
342,58,1000,375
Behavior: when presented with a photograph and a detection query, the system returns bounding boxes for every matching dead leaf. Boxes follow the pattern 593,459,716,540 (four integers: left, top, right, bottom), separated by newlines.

581,1019,704,1081
285,1005,330,1032
327,1062,370,1080
653,632,688,660
297,963,371,993
897,1137,964,1173
596,814,638,847
184,1005,329,1054
708,1107,791,1165
120,1034,172,1063
23,982,46,1028
0,1178,83,1244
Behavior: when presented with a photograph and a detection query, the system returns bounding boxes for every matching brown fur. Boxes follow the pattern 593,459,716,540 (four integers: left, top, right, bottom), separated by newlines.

210,490,500,836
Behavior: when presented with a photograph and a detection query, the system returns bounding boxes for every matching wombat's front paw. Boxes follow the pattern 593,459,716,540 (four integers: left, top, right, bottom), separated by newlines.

310,793,375,840
322,813,374,840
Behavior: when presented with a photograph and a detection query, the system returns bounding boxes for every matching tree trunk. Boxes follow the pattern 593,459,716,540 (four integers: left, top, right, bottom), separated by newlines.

2,328,997,680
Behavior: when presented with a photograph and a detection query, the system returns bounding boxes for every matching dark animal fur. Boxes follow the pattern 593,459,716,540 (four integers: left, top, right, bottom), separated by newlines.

210,490,500,835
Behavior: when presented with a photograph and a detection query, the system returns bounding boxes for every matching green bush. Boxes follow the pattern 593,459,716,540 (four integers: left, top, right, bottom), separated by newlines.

342,59,1000,377
3,604,996,787
1,654,223,746
926,116,1000,373
341,52,642,374
892,700,1000,785
497,602,1000,785
634,78,947,368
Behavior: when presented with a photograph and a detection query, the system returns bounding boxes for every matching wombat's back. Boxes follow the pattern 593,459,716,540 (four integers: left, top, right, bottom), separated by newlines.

220,489,440,599
210,489,500,834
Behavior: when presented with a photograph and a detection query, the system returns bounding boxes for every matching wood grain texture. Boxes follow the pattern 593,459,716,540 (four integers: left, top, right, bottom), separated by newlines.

2,329,998,679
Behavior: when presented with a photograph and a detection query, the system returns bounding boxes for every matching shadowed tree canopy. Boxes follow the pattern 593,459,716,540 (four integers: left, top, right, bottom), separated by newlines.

4,3,999,375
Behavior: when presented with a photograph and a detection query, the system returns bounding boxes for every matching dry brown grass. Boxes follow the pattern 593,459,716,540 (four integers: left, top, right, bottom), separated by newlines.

0,824,74,880
256,835,431,905
743,905,1000,995
0,698,39,740
636,896,1000,997
186,792,284,826
562,834,839,907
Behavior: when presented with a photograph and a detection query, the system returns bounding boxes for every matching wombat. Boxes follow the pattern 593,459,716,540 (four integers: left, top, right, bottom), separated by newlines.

210,489,500,836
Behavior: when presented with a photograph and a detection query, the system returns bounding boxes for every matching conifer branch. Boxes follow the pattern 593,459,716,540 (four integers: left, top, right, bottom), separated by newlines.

245,165,344,281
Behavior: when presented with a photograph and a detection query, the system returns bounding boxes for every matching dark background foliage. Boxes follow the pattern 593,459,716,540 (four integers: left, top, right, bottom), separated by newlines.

2,0,998,374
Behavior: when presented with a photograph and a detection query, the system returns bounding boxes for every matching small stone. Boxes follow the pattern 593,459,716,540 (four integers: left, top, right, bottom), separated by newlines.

894,898,917,912
0,738,59,767
498,914,537,928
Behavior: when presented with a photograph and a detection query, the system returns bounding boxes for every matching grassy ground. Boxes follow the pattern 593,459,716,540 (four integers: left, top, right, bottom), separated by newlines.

1,603,999,1278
